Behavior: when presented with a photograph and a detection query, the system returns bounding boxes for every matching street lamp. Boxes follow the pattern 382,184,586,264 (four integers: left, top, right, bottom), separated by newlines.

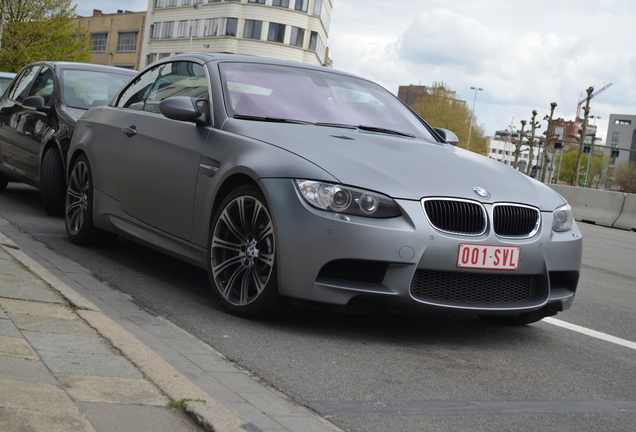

466,86,483,151
189,4,201,52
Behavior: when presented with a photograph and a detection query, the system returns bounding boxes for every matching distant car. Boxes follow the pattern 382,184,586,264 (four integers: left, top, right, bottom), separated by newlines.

0,62,136,215
65,53,582,324
0,72,16,94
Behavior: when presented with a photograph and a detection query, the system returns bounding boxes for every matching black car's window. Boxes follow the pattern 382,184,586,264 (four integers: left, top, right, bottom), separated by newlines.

117,61,208,113
8,66,39,103
220,62,436,141
28,67,54,104
62,69,133,110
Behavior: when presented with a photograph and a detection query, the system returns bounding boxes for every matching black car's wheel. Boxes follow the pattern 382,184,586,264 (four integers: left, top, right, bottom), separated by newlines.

208,185,289,318
478,310,550,326
0,174,8,191
40,147,66,216
65,155,117,245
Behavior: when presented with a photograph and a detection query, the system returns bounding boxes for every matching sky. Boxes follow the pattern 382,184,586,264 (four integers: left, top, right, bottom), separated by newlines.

73,0,636,141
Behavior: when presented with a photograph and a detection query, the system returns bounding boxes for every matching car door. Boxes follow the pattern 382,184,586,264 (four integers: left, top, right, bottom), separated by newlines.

113,60,210,241
0,66,39,173
10,66,55,179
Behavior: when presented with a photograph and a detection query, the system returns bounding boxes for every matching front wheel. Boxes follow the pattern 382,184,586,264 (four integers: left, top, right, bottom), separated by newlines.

207,185,289,318
65,155,117,245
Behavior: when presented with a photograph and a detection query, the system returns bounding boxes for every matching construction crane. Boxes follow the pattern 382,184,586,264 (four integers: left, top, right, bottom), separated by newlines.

575,82,613,127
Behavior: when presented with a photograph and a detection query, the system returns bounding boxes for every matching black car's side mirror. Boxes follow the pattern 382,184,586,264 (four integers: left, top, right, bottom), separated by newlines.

433,127,459,146
22,96,52,113
159,96,209,126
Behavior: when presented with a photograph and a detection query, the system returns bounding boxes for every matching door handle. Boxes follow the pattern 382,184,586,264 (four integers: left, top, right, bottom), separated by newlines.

122,125,137,136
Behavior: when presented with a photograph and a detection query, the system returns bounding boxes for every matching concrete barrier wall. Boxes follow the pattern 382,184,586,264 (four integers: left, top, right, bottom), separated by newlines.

547,184,635,231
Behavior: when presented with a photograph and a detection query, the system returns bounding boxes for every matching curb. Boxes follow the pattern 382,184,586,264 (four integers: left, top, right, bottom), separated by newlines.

0,231,259,432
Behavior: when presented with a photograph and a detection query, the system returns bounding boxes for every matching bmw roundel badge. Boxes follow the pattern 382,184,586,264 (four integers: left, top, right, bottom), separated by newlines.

473,187,490,199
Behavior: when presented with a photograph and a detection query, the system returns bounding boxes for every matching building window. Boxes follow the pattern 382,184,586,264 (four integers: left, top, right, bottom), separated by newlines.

289,26,304,47
91,33,107,52
248,0,265,3
117,31,137,52
204,18,238,36
612,131,620,142
294,0,308,12
244,20,262,39
273,0,289,6
194,0,203,4
147,53,157,65
155,0,165,7
151,23,162,39
615,119,632,125
191,20,200,37
208,0,221,2
308,31,325,61
177,20,189,38
182,0,191,5
312,0,321,15
162,22,174,38
166,0,177,6
267,23,285,43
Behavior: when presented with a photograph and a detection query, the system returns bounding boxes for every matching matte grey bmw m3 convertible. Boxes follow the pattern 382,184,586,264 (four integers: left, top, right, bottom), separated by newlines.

65,53,582,323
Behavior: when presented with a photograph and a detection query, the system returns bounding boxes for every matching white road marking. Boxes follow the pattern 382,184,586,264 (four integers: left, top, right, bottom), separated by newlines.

544,317,636,350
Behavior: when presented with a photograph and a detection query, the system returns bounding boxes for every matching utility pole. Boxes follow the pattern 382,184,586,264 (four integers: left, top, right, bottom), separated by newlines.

466,87,482,151
574,86,594,186
540,102,558,183
525,110,541,176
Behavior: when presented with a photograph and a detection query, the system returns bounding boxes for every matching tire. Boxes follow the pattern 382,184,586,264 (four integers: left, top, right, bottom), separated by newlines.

478,310,550,326
208,185,289,318
0,174,8,191
41,147,66,216
65,155,117,245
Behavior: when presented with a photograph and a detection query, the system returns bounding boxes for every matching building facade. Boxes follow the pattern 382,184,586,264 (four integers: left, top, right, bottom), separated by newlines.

141,0,332,69
605,114,636,166
75,10,147,70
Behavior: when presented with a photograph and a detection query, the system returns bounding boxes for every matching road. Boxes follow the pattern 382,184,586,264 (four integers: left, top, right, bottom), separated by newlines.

1,183,635,432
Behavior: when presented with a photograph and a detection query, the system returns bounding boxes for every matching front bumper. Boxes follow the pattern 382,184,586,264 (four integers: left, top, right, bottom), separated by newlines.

262,179,582,315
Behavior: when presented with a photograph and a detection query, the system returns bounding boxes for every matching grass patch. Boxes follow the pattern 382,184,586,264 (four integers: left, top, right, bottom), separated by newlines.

169,398,207,410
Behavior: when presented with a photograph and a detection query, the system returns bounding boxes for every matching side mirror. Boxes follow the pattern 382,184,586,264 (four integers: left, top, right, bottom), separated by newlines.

22,96,51,113
433,127,459,146
159,96,208,125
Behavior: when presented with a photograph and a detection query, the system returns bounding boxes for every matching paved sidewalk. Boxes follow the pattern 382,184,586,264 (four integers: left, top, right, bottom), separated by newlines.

0,232,262,431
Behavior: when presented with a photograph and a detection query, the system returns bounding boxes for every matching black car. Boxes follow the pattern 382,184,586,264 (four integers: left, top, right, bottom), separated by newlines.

0,61,136,215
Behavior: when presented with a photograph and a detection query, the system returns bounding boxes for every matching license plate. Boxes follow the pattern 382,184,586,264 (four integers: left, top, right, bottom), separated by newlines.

456,244,520,270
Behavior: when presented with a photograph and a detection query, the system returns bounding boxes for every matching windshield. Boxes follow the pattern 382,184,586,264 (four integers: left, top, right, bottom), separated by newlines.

219,62,436,141
62,69,134,110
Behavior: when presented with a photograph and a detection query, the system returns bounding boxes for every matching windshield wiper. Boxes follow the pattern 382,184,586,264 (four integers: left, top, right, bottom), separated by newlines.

357,125,416,138
315,122,415,138
233,114,312,124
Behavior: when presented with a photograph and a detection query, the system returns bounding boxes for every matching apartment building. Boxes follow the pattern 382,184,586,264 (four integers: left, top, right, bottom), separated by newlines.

142,0,332,68
75,10,147,70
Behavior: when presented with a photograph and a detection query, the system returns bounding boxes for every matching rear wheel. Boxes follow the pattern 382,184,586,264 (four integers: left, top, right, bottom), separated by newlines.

0,174,8,191
65,155,117,245
41,147,66,216
208,185,289,318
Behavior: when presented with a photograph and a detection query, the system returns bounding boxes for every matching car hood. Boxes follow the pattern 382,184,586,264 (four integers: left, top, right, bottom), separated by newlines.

223,121,566,210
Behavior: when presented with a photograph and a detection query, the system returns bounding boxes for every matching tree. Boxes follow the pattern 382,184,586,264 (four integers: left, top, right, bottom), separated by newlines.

613,162,636,193
556,149,608,187
0,0,90,72
411,82,488,155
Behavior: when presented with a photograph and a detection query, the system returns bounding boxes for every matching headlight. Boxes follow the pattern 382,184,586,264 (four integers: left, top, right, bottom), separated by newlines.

552,204,574,232
295,180,401,218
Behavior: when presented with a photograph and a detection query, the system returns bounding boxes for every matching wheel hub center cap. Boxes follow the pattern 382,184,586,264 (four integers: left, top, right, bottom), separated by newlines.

244,239,258,264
